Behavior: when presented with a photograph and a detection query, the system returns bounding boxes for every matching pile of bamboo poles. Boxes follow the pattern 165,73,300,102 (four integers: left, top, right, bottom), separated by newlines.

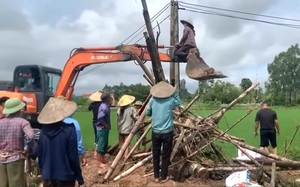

100,82,300,187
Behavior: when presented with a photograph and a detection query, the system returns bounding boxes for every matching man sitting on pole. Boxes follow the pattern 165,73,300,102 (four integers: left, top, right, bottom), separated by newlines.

174,18,197,60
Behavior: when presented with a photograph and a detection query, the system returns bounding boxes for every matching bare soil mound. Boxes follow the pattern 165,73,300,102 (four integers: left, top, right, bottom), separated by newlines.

82,151,225,187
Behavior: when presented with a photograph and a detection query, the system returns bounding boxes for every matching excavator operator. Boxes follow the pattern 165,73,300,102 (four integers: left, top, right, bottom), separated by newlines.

32,76,41,90
30,68,42,91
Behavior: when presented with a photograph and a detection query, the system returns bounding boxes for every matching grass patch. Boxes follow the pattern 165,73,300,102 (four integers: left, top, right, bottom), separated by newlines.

74,108,300,158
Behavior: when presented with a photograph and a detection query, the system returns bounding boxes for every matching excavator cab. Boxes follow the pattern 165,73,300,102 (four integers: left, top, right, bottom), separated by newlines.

13,65,62,127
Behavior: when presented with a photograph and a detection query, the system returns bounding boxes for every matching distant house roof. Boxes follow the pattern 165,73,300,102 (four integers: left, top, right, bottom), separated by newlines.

82,93,91,97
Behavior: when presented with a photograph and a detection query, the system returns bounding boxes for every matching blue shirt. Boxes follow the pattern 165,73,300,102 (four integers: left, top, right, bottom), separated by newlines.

63,117,86,156
146,92,181,134
97,102,111,131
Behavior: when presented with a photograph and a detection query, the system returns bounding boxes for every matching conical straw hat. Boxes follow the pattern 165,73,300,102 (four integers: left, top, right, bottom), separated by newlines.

134,101,143,106
150,81,176,98
117,95,136,107
89,91,103,102
37,97,77,124
56,95,66,100
180,18,194,29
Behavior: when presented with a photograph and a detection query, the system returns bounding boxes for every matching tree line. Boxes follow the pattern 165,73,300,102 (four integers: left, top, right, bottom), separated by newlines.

265,44,300,106
73,43,300,107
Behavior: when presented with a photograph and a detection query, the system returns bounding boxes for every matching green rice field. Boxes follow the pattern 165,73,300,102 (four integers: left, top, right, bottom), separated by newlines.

74,108,300,158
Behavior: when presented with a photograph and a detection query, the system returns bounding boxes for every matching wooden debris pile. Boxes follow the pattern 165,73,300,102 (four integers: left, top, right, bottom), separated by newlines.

101,82,300,187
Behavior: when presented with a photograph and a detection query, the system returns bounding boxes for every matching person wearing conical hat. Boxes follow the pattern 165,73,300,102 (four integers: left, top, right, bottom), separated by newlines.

173,18,197,60
0,98,35,187
95,92,113,168
88,91,116,159
88,91,103,147
146,81,181,183
134,101,143,110
37,97,84,187
116,94,136,157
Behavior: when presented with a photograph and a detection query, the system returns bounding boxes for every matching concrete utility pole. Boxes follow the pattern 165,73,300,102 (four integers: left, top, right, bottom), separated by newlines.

170,0,180,91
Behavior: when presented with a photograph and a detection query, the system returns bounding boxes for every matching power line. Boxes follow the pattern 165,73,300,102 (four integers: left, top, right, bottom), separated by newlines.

80,14,170,77
179,4,300,30
179,1,300,23
134,14,170,43
181,8,300,29
120,2,170,45
126,7,170,44
79,3,171,77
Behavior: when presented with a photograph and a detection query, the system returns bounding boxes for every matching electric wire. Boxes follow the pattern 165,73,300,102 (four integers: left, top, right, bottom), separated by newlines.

179,7,300,29
79,3,170,77
80,2,300,77
134,14,170,44
178,2,298,97
178,1,300,23
178,3,300,29
181,8,300,29
120,2,170,45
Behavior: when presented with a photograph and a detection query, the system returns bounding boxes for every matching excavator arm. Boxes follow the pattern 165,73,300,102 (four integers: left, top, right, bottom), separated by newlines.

54,44,173,99
55,44,227,100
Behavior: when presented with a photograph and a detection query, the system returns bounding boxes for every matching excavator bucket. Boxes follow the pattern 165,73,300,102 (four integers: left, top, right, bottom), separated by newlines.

185,48,227,81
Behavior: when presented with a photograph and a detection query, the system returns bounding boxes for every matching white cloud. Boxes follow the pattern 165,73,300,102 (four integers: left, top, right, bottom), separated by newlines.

0,0,300,96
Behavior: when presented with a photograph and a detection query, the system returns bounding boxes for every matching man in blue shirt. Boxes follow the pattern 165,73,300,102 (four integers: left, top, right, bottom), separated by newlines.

64,115,86,167
146,81,181,183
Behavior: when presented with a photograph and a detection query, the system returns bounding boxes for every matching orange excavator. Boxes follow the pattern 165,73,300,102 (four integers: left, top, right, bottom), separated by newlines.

0,44,226,127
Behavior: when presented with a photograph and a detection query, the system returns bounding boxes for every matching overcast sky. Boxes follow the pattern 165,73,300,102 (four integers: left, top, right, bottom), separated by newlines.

1,0,300,95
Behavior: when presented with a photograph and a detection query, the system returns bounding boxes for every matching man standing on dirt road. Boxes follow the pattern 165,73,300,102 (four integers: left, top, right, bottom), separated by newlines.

88,91,103,157
0,98,34,187
37,97,84,187
146,81,181,183
254,101,280,155
96,93,113,168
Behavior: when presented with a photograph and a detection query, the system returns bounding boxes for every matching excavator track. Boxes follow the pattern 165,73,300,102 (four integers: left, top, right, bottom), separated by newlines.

185,48,227,81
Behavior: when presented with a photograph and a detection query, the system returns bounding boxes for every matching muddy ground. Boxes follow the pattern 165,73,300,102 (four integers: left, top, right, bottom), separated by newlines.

80,151,300,187
82,151,224,187
28,151,300,186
